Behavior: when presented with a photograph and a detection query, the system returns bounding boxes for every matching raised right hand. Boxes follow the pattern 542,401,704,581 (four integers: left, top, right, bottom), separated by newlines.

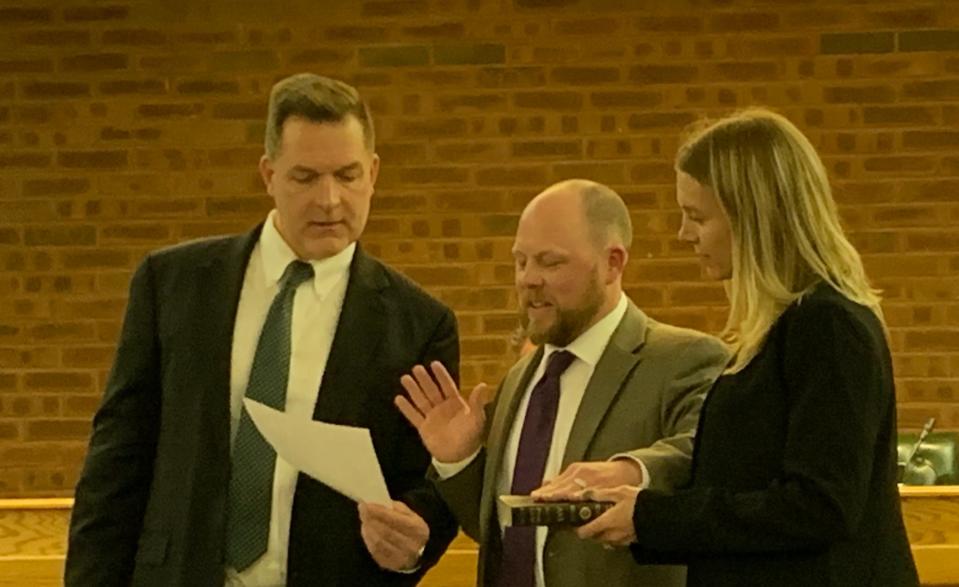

394,361,491,463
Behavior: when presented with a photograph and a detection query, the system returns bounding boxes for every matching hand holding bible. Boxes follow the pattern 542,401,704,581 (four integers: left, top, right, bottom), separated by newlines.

575,485,641,547
532,459,644,502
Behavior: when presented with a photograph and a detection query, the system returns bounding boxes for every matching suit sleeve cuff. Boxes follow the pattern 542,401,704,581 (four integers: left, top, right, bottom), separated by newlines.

609,453,651,489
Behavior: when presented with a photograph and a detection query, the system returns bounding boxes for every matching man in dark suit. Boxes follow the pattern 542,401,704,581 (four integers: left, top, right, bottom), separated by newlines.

66,73,458,587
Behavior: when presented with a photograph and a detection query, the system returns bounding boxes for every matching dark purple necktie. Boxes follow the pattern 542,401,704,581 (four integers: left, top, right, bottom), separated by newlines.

496,350,576,587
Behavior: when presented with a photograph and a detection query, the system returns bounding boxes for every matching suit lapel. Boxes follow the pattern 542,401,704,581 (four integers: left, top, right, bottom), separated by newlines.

561,302,649,467
479,349,542,542
312,246,387,424
195,225,262,455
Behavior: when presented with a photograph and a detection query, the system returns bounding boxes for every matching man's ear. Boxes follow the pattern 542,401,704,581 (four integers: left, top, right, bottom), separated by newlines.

369,153,380,188
605,245,628,284
258,154,274,194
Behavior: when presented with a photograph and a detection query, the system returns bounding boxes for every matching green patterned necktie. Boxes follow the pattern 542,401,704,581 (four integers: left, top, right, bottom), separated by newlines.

225,259,314,571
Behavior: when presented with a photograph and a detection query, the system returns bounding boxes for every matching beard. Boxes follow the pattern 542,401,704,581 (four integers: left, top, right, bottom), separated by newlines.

519,268,605,347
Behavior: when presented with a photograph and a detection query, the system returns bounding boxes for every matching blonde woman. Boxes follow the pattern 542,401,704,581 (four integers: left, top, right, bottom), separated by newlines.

559,109,919,586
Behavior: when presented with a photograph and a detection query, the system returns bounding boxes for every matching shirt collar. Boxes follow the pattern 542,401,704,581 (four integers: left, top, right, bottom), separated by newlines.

259,210,355,298
544,293,628,368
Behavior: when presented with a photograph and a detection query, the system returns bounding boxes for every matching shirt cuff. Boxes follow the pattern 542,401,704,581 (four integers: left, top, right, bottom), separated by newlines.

394,546,426,574
432,448,481,480
609,453,651,489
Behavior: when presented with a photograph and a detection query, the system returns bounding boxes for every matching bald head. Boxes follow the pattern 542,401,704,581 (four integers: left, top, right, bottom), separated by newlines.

513,179,631,346
523,179,633,252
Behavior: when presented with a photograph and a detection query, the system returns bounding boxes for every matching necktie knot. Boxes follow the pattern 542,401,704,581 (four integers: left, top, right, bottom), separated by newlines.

545,350,576,379
281,260,314,291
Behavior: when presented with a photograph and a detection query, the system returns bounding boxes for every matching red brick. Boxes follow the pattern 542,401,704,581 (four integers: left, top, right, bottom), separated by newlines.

61,346,115,368
821,32,894,54
25,226,96,246
476,166,549,187
630,162,675,184
728,37,814,58
589,91,662,109
396,118,468,138
434,191,505,211
513,91,583,111
903,131,959,150
668,284,727,305
176,80,240,95
288,48,353,65
634,15,702,33
511,140,582,158
516,0,580,8
0,422,19,440
902,80,959,100
359,46,429,67
25,420,91,441
0,59,53,73
0,373,17,393
63,5,128,21
866,8,938,28
898,180,959,203
23,372,95,393
709,12,778,32
210,50,278,71
401,22,465,39
435,94,507,113
29,322,96,342
361,0,428,17
63,395,103,417
435,44,506,65
101,28,167,45
552,162,626,184
0,152,51,168
0,229,19,245
862,106,936,125
905,231,959,252
58,150,128,170
376,142,427,164
710,61,779,82
550,67,620,84
21,82,90,99
863,156,935,174
0,7,52,23
433,142,507,162
551,17,620,35
627,112,696,130
62,53,127,72
397,166,470,185
823,86,896,104
476,67,546,87
19,29,90,46
899,30,959,52
629,65,697,84
904,330,959,352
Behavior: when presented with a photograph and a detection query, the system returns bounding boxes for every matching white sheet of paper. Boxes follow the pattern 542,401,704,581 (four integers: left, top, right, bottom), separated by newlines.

243,398,391,506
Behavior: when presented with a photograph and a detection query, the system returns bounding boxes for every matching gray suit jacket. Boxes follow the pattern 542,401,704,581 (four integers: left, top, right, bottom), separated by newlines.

435,300,729,587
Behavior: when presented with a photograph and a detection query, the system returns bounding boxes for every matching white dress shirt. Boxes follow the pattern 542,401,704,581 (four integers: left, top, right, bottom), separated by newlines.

225,211,354,587
435,294,648,587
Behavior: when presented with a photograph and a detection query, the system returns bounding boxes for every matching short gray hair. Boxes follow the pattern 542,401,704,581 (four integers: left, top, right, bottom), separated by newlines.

581,183,633,251
264,73,374,158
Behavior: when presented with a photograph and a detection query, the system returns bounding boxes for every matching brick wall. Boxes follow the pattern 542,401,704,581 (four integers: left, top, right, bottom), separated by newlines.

0,0,957,497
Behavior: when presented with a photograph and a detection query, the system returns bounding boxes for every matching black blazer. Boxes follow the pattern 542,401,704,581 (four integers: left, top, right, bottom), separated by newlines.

629,285,919,587
66,226,459,587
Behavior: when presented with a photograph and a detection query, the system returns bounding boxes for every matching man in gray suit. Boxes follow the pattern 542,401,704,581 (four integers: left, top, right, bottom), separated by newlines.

396,179,729,587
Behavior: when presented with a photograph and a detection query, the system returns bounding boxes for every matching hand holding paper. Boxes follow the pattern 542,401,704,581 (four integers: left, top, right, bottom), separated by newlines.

243,398,391,505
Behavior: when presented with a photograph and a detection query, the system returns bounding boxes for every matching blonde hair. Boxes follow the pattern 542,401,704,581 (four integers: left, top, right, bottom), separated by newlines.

676,108,882,372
